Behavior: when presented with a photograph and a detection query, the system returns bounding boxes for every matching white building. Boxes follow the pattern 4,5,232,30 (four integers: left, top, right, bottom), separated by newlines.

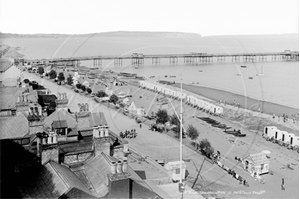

164,161,186,182
0,58,21,87
264,126,299,146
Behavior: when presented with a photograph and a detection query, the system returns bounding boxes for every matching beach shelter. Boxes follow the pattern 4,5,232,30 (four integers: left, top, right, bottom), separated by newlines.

243,152,270,175
289,134,299,147
128,101,137,115
82,80,90,87
122,97,130,105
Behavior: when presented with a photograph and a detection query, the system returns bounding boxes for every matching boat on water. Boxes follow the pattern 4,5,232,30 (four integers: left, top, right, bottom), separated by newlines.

256,65,266,76
249,77,253,79
170,75,176,78
241,65,247,68
157,80,175,85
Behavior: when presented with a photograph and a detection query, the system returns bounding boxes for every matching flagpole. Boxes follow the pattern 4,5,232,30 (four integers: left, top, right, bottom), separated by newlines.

180,75,183,185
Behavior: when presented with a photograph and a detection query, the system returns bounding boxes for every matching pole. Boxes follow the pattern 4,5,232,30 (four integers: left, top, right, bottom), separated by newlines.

180,76,183,184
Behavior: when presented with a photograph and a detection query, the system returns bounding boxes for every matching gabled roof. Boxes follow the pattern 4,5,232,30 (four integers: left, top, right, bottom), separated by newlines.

90,112,107,127
18,161,93,198
0,113,29,140
0,58,12,72
83,153,112,197
128,101,137,111
44,108,77,129
0,86,17,110
52,120,68,129
244,152,270,165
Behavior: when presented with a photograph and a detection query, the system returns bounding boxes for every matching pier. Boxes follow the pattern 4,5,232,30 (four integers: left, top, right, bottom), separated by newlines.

24,50,299,68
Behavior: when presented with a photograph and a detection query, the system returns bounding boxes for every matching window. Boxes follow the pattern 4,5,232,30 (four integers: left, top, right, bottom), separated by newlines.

175,168,180,174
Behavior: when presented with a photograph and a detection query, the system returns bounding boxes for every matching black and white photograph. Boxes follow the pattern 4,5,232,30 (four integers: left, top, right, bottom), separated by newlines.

0,0,299,198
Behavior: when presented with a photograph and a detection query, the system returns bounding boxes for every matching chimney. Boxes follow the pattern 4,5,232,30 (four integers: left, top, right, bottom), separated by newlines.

122,160,128,172
36,132,42,157
55,92,69,110
41,144,59,165
16,94,30,113
93,126,99,138
107,160,131,199
123,140,129,154
76,103,91,131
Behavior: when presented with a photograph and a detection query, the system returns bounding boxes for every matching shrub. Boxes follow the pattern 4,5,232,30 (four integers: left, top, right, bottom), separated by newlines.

86,87,92,94
187,125,199,142
57,72,65,82
109,94,119,104
37,66,44,75
81,85,86,92
96,90,108,98
156,109,169,125
67,74,73,85
76,83,82,89
49,70,57,79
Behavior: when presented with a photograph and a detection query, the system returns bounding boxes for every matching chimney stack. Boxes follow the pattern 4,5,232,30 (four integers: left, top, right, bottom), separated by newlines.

122,160,128,172
36,132,42,157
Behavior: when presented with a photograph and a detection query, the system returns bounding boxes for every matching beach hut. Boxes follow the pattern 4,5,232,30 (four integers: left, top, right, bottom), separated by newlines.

264,126,277,138
281,131,290,143
243,152,270,175
289,134,299,147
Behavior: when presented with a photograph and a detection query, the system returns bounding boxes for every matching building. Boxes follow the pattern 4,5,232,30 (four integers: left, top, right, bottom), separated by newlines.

0,58,22,87
242,152,270,176
264,126,299,146
164,161,187,182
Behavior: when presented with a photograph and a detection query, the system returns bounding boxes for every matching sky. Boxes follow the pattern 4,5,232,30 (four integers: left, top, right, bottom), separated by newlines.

0,0,298,36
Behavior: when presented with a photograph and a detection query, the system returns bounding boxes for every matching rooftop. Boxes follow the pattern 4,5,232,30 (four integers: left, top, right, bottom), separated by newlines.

0,58,12,72
245,152,270,165
44,108,77,129
52,120,68,129
0,113,29,140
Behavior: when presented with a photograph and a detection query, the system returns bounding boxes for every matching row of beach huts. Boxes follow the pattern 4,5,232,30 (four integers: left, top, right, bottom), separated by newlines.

139,81,223,115
264,126,299,149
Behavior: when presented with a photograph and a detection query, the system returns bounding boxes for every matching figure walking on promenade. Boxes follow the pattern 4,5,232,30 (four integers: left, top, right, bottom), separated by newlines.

281,178,285,190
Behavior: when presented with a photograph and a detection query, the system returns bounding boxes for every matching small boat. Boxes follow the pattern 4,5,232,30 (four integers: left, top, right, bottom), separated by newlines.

249,77,253,79
241,65,247,68
170,76,176,78
224,129,246,137
199,70,203,72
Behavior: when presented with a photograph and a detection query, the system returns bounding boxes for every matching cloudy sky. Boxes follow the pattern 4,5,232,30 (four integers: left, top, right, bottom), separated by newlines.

0,0,298,35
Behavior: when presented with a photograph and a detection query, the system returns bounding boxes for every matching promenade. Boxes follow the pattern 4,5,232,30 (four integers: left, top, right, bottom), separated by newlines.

24,72,299,199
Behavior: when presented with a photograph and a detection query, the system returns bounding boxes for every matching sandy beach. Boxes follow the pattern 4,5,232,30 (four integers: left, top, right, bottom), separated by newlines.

173,83,299,118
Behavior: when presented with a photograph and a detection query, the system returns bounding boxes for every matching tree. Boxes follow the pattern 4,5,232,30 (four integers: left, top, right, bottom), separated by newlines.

37,66,44,75
156,109,169,125
86,87,92,94
109,94,119,104
96,90,108,98
81,85,86,92
170,114,180,126
57,72,65,82
23,79,30,83
76,83,82,89
49,70,57,79
199,138,211,150
187,125,199,142
67,74,73,85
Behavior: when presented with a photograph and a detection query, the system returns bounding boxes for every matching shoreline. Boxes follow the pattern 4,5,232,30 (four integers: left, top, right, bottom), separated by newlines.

173,83,299,119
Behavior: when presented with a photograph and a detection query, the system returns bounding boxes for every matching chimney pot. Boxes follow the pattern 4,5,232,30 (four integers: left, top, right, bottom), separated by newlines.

117,161,122,173
122,160,128,172
111,162,116,174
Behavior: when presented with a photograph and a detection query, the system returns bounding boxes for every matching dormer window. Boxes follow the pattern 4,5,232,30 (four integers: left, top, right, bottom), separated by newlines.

51,120,68,136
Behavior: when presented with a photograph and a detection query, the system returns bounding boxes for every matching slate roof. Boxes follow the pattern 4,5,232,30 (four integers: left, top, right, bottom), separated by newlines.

18,161,94,198
245,152,270,166
83,153,112,197
90,112,108,127
59,136,93,155
60,187,97,199
52,120,68,129
38,94,57,105
0,58,12,72
0,87,17,110
0,113,29,140
44,108,77,129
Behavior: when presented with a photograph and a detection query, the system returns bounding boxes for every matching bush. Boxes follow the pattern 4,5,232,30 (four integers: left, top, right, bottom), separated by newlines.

38,66,44,75
23,79,30,83
109,94,119,104
156,109,169,125
170,114,180,126
96,90,108,98
67,74,73,85
86,87,92,94
187,125,199,142
81,85,86,92
49,70,57,79
76,83,82,89
57,72,65,82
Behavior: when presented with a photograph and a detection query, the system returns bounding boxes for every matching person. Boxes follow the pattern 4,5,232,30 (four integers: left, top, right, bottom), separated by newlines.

140,123,142,128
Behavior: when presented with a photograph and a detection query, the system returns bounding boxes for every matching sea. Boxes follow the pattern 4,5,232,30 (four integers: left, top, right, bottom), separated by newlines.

1,34,299,109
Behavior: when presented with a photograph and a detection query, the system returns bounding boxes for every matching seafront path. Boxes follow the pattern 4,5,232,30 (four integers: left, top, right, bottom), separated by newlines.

23,72,299,199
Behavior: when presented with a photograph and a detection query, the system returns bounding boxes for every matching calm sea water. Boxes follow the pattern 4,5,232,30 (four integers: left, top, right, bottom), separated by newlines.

1,35,299,109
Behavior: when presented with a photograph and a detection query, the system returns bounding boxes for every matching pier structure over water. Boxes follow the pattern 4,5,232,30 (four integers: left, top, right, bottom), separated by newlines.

23,50,299,68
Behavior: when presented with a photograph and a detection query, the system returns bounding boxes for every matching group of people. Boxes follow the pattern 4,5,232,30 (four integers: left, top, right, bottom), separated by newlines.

119,129,137,139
